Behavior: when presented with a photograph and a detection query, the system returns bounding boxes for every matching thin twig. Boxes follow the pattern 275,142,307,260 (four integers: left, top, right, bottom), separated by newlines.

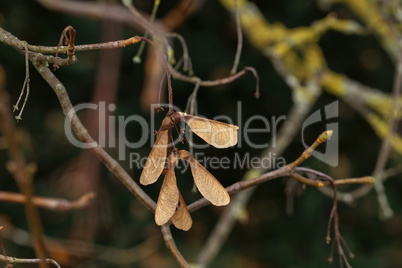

324,177,375,186
0,218,162,266
0,66,49,268
293,167,353,267
30,61,156,213
0,254,60,268
136,36,175,113
189,132,335,214
165,32,193,74
161,225,191,268
0,27,141,70
381,164,402,179
132,0,160,63
185,79,201,194
18,43,30,120
293,167,374,187
195,134,328,267
331,42,402,213
230,0,243,75
371,43,402,219
37,0,161,35
8,37,142,55
171,66,260,97
54,26,76,69
1,27,154,214
195,98,315,267
0,226,8,267
0,191,95,211
13,42,30,121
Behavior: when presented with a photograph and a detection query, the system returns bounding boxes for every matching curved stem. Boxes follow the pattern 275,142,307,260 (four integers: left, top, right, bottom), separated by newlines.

0,254,60,268
31,61,157,213
230,0,243,75
0,69,49,268
161,225,191,268
0,191,95,211
171,66,259,98
138,37,174,113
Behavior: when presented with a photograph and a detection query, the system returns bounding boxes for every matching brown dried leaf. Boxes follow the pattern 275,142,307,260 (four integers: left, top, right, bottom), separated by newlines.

140,130,169,185
171,193,192,231
190,158,230,206
178,150,230,206
155,156,179,226
178,112,239,148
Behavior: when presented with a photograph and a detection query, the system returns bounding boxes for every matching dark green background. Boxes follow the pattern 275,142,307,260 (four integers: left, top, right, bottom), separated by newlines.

0,0,401,267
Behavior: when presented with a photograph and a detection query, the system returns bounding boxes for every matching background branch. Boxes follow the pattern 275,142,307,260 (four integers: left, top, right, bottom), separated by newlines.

31,60,157,212
0,66,49,267
0,254,60,268
0,191,95,211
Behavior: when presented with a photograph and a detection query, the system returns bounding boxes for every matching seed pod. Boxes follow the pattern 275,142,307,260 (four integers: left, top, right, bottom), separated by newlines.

177,150,230,206
171,193,192,231
177,112,239,148
140,129,168,185
155,154,179,226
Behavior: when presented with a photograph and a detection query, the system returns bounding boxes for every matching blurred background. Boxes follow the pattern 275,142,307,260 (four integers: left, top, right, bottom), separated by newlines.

0,0,401,267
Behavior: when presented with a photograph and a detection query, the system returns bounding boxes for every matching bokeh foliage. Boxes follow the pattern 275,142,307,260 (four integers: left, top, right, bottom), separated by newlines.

0,0,402,267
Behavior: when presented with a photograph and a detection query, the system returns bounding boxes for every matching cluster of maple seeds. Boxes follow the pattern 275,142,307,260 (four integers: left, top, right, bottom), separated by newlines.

140,112,239,231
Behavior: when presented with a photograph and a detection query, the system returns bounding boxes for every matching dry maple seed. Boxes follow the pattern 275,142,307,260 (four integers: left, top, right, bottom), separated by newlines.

140,112,239,230
155,154,180,226
176,112,239,148
140,115,174,185
177,150,230,206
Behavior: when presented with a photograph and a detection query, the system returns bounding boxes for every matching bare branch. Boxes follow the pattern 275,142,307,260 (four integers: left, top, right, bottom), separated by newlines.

171,66,260,98
36,0,160,34
370,43,402,219
30,60,157,212
230,0,243,75
0,65,49,267
161,224,190,268
0,254,60,268
0,191,95,211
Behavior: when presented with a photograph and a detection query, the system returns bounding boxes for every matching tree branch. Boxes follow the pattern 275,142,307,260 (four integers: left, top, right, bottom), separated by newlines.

31,60,157,212
0,191,95,211
161,224,190,268
36,0,160,34
0,254,60,268
0,66,49,267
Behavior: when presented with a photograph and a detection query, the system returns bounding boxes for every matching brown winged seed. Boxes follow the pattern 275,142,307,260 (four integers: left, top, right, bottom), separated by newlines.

177,112,239,148
155,154,179,226
141,112,236,230
177,150,230,206
139,115,175,185
140,129,169,185
171,193,193,231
